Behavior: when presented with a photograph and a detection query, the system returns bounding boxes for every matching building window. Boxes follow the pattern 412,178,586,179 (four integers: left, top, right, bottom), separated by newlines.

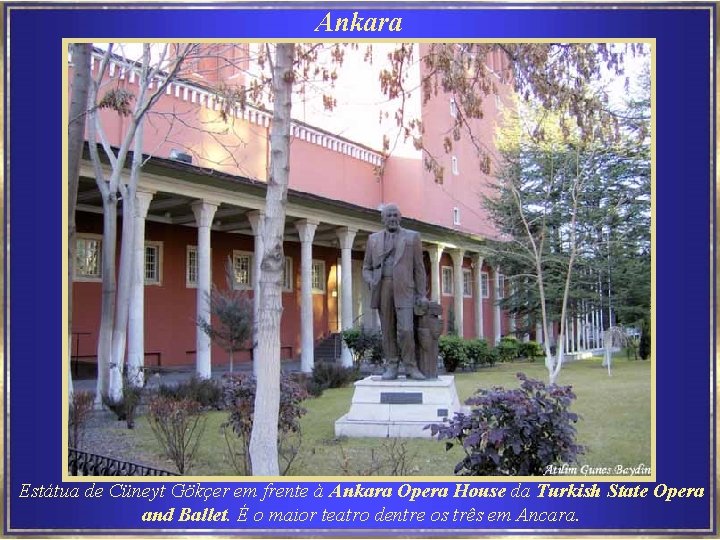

462,268,473,298
311,260,326,293
453,207,461,226
75,234,102,281
497,273,505,299
186,246,197,288
481,271,489,298
451,155,459,175
145,242,163,285
450,97,457,118
441,266,453,296
233,250,253,289
282,256,293,292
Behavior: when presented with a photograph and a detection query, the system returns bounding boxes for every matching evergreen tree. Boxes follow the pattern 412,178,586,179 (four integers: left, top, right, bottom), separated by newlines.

485,76,650,381
638,318,651,360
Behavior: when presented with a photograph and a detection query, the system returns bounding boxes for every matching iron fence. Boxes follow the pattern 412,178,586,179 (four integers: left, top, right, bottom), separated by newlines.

68,448,177,476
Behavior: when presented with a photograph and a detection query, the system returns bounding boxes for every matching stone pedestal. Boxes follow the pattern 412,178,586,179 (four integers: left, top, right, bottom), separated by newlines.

334,375,463,438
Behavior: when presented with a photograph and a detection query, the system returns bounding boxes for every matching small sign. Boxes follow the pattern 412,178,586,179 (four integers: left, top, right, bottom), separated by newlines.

437,408,449,417
380,392,423,404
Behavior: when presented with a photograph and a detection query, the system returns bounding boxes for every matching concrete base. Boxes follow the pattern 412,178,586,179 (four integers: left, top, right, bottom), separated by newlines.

334,375,463,438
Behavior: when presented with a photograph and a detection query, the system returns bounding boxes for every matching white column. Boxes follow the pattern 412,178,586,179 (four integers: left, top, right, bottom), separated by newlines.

576,315,582,351
295,219,317,373
191,200,218,379
535,321,543,345
493,267,502,345
472,253,484,339
584,303,591,350
337,227,357,367
564,318,570,353
247,210,265,375
448,249,465,337
127,190,153,387
427,244,443,303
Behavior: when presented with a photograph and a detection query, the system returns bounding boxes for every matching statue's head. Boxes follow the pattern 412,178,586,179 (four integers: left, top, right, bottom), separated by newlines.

381,203,401,233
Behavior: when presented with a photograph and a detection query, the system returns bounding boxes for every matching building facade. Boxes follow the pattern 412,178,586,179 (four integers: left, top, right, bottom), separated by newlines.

70,44,515,377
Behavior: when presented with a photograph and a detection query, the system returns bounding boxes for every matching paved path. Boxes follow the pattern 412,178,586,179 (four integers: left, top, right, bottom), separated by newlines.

72,360,304,393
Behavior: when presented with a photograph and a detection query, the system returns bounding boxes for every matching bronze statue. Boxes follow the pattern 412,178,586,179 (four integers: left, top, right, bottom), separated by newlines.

362,204,428,380
415,300,443,379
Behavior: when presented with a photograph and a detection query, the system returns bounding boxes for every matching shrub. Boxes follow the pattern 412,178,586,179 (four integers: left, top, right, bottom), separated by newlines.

429,373,585,476
158,377,224,410
336,438,416,476
311,361,357,391
288,372,324,398
341,328,361,352
438,335,467,372
102,380,142,429
221,373,308,475
341,328,383,369
68,391,94,449
147,396,207,474
496,336,520,362
518,340,543,360
626,336,639,360
463,339,496,369
639,318,651,360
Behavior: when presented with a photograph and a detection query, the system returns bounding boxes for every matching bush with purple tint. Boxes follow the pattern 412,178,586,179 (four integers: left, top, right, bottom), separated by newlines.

429,373,584,475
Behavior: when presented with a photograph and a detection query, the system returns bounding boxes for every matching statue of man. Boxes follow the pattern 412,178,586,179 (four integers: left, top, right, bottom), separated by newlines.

362,204,427,380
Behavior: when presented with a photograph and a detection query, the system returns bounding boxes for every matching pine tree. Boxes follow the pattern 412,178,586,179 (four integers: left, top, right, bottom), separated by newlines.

638,318,651,360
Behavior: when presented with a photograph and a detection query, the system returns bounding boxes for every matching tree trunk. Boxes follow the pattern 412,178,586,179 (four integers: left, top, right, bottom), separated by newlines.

110,116,144,391
68,43,92,398
87,44,193,403
548,334,564,384
96,198,118,404
109,190,135,398
249,43,294,476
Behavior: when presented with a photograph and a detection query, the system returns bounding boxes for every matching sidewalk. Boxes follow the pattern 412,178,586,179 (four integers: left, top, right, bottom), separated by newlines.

72,359,304,393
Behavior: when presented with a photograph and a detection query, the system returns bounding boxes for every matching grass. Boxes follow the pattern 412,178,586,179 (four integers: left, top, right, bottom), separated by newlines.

128,354,651,476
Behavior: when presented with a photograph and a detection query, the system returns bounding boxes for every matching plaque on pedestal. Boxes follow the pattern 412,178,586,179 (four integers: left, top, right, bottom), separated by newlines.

334,375,464,438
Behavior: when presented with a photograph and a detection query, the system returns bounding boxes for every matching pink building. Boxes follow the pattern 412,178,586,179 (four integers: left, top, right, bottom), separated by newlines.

70,44,514,377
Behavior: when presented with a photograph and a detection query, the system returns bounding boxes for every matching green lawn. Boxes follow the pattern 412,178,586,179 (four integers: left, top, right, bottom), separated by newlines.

130,355,652,477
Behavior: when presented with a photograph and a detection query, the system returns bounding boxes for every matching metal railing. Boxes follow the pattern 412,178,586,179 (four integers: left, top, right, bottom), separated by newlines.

68,448,177,476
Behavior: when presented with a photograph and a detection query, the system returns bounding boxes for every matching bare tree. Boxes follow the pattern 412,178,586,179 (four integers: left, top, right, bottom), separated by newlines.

248,43,295,476
377,43,636,184
68,43,92,398
488,104,603,383
86,44,196,402
197,259,253,373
